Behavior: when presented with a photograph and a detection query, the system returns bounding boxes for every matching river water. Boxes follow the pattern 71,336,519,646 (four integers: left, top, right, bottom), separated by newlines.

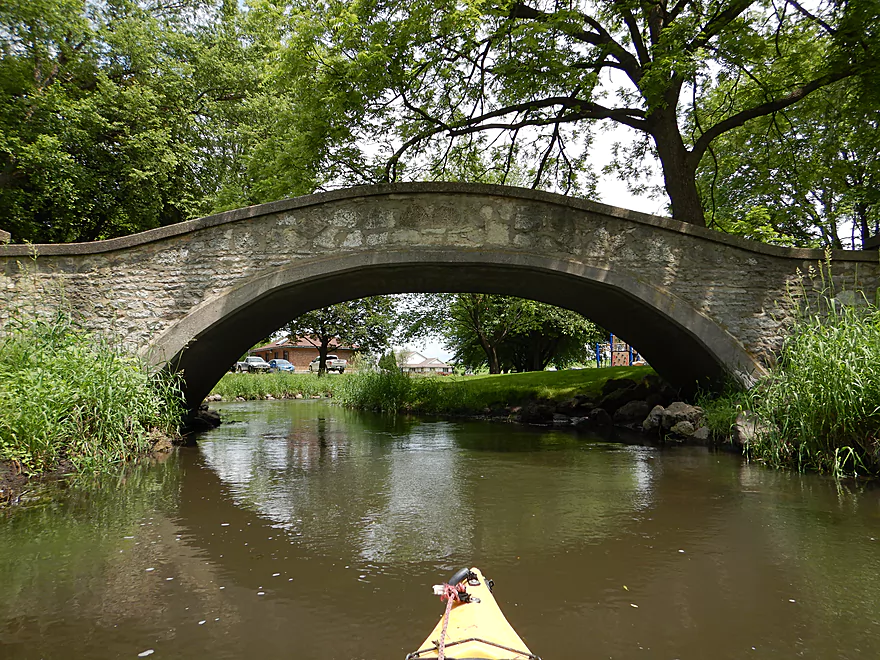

2,400,880,659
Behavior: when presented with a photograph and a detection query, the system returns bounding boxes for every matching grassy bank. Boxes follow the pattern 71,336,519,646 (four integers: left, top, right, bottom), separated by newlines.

210,372,342,400
750,293,880,476
334,366,654,414
0,313,183,475
700,271,880,477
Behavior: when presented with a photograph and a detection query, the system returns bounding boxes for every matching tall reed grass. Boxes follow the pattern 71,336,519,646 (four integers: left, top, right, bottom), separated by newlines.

0,312,183,474
700,256,880,476
333,370,481,413
747,290,880,476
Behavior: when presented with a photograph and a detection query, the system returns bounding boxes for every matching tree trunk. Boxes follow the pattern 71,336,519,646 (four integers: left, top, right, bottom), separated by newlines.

856,202,870,248
318,339,330,376
477,333,501,374
651,111,707,227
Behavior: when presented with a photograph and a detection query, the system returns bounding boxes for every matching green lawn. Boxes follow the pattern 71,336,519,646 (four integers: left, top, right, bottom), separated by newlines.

439,366,655,406
334,366,655,414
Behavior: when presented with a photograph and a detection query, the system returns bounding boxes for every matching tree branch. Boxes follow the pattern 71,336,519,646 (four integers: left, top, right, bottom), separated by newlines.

785,0,836,35
384,96,648,180
687,0,753,52
690,68,853,166
508,2,644,84
615,1,651,65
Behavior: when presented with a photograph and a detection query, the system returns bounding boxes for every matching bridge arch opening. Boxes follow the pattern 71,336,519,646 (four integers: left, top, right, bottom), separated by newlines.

145,249,763,409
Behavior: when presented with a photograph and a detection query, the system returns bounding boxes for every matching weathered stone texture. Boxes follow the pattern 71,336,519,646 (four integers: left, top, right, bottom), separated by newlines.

1,183,877,404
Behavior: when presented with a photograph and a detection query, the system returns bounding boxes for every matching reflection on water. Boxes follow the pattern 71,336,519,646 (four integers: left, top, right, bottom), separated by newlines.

2,400,880,659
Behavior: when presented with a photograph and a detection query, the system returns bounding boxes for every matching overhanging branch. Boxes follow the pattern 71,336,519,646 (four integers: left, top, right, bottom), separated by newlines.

384,96,648,181
689,68,854,166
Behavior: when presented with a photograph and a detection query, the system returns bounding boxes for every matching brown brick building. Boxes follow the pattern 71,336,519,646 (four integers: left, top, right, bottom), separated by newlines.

251,337,356,371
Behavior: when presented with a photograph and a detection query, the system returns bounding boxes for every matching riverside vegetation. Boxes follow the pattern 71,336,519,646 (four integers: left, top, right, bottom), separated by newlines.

0,312,183,485
207,367,656,413
699,263,880,477
210,372,340,400
333,367,655,415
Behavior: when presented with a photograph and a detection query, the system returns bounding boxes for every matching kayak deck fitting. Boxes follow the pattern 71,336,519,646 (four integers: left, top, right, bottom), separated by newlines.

406,567,541,660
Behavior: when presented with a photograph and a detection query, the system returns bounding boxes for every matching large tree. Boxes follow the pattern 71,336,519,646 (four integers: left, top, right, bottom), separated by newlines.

272,0,875,226
286,297,397,374
400,294,602,373
0,0,282,242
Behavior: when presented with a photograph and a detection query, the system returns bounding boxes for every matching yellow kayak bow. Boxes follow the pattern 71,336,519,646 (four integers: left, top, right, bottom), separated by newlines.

406,567,540,660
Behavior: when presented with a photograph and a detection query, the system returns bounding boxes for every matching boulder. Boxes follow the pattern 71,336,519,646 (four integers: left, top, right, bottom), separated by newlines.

660,402,704,430
556,394,598,416
731,412,769,447
613,400,651,424
597,378,658,415
149,430,174,453
518,401,555,424
642,405,665,433
670,420,695,437
181,404,222,437
601,378,638,396
589,407,613,427
692,426,711,443
295,393,304,399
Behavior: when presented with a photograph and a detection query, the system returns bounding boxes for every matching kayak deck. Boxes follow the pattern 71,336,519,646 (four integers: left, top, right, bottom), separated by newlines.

406,567,539,660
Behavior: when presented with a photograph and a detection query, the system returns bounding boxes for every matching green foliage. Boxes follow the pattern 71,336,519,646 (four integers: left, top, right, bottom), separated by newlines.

210,372,339,400
695,387,745,439
697,257,880,476
746,271,880,476
696,79,880,248
377,350,398,372
399,294,602,374
335,370,418,413
0,0,285,242
335,366,654,415
0,312,183,473
268,0,871,226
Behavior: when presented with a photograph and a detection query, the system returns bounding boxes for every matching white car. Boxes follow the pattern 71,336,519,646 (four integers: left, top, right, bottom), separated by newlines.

308,354,347,373
237,356,271,373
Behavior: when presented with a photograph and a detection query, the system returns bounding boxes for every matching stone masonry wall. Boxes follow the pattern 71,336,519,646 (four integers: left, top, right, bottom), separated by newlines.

1,183,878,374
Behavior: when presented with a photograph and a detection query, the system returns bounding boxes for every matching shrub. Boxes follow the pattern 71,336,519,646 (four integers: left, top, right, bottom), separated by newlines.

335,370,413,411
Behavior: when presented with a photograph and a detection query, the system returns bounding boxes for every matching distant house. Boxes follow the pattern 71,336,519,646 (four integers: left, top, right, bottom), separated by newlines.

251,337,355,371
398,351,452,374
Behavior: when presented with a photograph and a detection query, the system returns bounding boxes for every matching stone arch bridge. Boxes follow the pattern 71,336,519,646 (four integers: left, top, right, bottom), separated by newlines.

2,183,877,409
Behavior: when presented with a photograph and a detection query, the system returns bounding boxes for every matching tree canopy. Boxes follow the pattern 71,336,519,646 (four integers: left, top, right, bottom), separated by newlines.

2,0,878,245
695,77,880,248
273,0,877,227
400,294,603,373
0,0,307,242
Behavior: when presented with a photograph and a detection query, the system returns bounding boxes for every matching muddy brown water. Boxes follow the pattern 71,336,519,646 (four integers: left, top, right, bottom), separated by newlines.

2,400,880,659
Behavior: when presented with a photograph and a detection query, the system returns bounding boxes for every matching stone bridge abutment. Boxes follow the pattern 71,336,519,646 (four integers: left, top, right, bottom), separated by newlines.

2,182,877,408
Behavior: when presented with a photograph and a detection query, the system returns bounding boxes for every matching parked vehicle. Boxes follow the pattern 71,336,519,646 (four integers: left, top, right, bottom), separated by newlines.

308,354,347,373
269,358,295,372
233,356,271,373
